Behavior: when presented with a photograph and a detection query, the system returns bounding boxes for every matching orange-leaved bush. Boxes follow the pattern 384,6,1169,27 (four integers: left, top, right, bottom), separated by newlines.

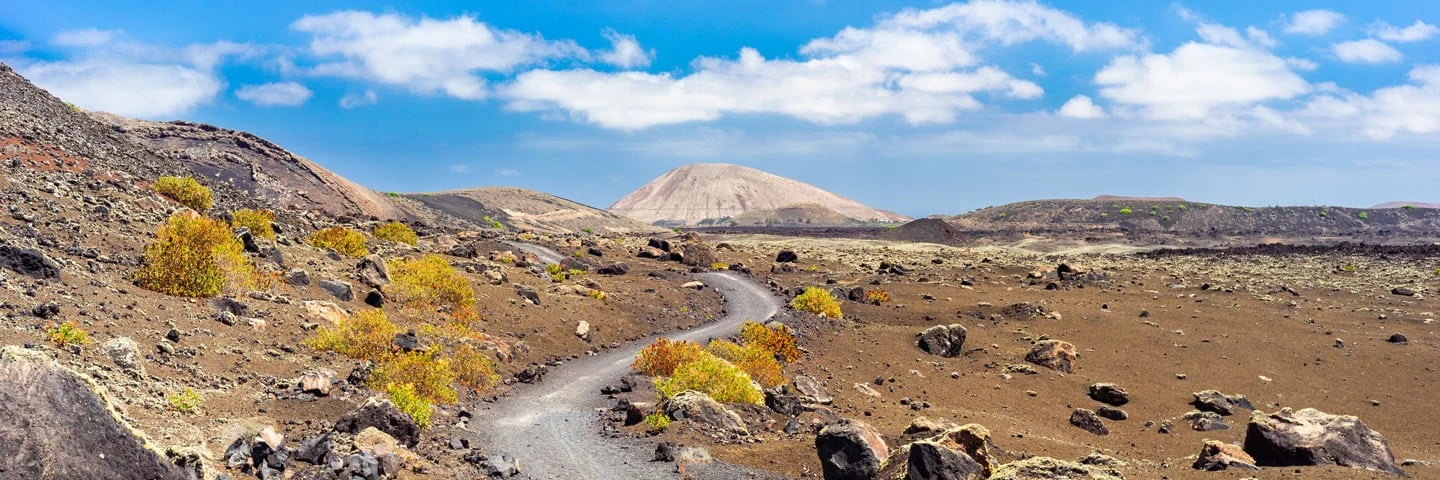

739,320,801,363
790,287,842,318
706,339,784,388
134,211,255,297
865,289,892,304
632,338,705,377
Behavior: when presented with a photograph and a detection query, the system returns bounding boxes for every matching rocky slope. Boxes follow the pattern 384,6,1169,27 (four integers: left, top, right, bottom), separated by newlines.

608,163,909,227
1373,201,1440,209
408,186,663,235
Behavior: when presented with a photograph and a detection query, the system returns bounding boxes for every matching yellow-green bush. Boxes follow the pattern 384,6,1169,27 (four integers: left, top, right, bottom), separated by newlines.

791,287,842,318
370,349,459,405
710,262,730,271
134,211,255,297
389,254,479,321
46,321,91,348
166,388,203,413
644,412,671,431
706,340,784,388
309,226,368,257
545,263,566,282
739,320,801,363
654,353,763,405
231,209,276,240
372,221,418,246
304,309,402,361
381,382,433,427
632,338,706,377
152,176,213,211
452,344,500,394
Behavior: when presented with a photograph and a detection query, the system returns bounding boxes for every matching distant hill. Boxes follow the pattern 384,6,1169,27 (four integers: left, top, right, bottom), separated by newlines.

608,163,909,227
408,186,662,235
1092,195,1188,202
1373,201,1440,209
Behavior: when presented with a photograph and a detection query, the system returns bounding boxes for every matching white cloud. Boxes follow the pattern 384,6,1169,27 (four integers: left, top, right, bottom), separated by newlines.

15,59,221,118
1371,20,1440,43
496,168,521,176
1030,63,1046,76
501,1,1135,130
597,30,652,69
236,82,312,107
1095,42,1309,119
1333,39,1402,63
1296,65,1440,139
292,11,587,100
339,90,378,109
1285,57,1319,71
1283,10,1345,35
52,28,121,47
449,164,472,173
1057,94,1106,119
184,41,262,70
0,40,28,54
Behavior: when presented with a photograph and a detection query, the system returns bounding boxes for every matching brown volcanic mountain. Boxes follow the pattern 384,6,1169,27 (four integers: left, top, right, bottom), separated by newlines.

608,163,909,227
406,186,662,235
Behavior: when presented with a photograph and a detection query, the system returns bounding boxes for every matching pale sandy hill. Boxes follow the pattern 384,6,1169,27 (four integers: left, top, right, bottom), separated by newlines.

608,163,909,226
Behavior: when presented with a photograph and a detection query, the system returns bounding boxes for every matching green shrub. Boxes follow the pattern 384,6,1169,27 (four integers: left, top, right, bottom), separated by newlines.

304,309,401,361
1359,211,1369,220
370,349,458,405
1119,208,1132,215
231,209,276,240
153,176,213,211
706,340,784,388
309,226,368,257
389,254,479,321
372,222,418,246
654,353,763,405
1403,205,1417,210
790,287,842,318
381,382,433,427
545,263,566,282
483,215,505,230
166,388,203,413
134,212,256,297
1319,211,1328,217
644,412,671,431
452,344,500,394
46,321,91,348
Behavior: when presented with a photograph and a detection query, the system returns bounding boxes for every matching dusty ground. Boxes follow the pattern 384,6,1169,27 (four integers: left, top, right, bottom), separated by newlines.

667,234,1440,479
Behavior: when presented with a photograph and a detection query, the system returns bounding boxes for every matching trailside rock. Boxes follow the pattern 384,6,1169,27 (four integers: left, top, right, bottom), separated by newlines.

1243,408,1403,475
102,337,141,371
917,324,968,358
776,250,798,263
816,419,890,480
1070,409,1109,436
0,346,191,479
907,440,985,480
680,242,718,267
513,283,541,305
1088,383,1130,406
1192,390,1255,416
661,390,749,436
1193,440,1259,471
988,457,1125,480
596,262,630,275
333,397,421,448
356,255,390,289
1025,340,1078,374
0,243,61,279
320,279,354,302
794,375,834,405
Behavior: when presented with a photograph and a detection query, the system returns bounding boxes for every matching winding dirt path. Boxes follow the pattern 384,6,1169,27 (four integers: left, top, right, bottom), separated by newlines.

478,243,781,479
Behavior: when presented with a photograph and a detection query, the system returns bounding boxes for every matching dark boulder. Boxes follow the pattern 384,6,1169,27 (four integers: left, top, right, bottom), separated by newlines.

0,243,61,279
1069,409,1109,435
1243,408,1403,475
1087,383,1130,406
916,324,968,358
1025,340,1077,374
356,255,390,289
906,440,985,480
1193,390,1255,416
333,398,421,448
680,242,718,267
816,419,890,480
596,262,630,275
1193,440,1259,471
776,250,799,263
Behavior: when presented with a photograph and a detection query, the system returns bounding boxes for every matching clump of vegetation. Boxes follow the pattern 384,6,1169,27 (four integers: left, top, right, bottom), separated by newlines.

1162,215,1170,221
231,209,276,240
583,227,594,235
705,340,784,388
372,221,418,246
1319,211,1328,217
644,412,671,431
46,321,91,348
152,176,213,211
654,353,763,404
633,338,706,377
451,343,501,393
1177,204,1188,211
389,254,479,321
573,250,585,259
865,289,892,304
1339,264,1359,272
381,382,432,427
1119,208,1132,215
1359,211,1369,220
710,262,730,271
672,227,683,234
134,212,256,297
384,192,401,198
545,263,567,282
483,215,505,230
304,309,401,360
587,289,608,301
309,226,368,257
370,349,459,405
65,102,81,113
1403,205,1417,211
739,321,801,363
791,287,842,318
568,268,585,277
166,388,203,413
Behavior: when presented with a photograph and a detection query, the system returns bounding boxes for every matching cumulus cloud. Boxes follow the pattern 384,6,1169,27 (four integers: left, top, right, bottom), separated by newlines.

236,82,313,107
1370,20,1440,42
15,60,222,118
0,40,29,54
597,30,652,69
339,90,378,109
1354,65,1440,139
500,1,1134,130
52,28,121,47
1286,57,1320,71
1095,42,1309,119
1283,10,1345,35
292,11,587,100
1057,95,1106,119
1333,39,1402,63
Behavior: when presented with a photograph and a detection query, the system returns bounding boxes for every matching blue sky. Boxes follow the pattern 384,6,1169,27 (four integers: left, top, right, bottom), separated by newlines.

2,1,1438,216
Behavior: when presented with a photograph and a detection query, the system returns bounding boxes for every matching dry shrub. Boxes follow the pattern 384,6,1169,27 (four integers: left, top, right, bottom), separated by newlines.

452,343,500,394
380,382,432,427
231,209,276,240
309,226,368,257
152,176,212,211
134,211,255,297
388,254,479,321
706,340,784,388
739,320,801,363
865,289,892,304
791,287,842,318
369,349,458,405
654,353,763,405
303,309,401,361
372,221,418,246
632,338,705,377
